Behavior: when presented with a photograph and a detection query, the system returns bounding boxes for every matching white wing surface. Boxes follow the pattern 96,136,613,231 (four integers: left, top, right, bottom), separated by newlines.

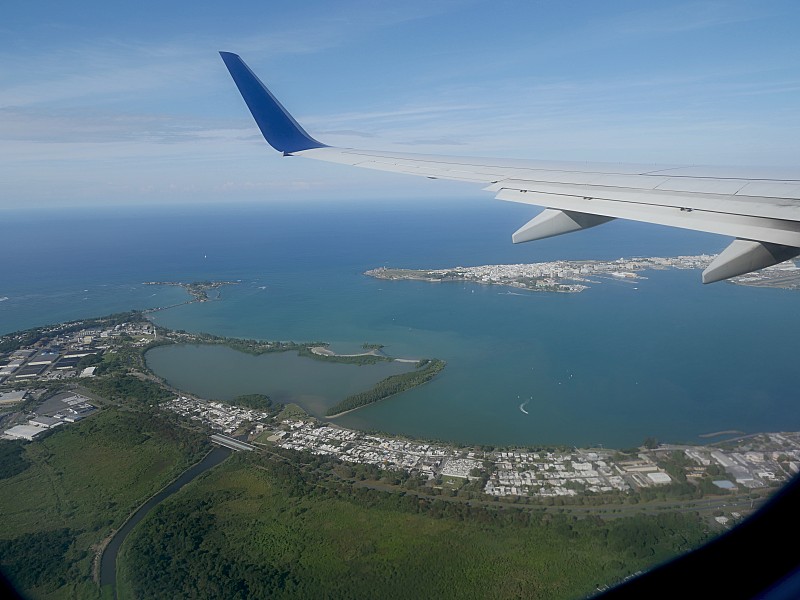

220,52,800,283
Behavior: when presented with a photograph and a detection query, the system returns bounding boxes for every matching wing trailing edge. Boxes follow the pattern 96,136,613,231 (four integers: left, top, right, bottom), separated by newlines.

220,53,800,283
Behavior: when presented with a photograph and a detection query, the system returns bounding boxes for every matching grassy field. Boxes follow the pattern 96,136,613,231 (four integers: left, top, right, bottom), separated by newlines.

117,453,711,600
0,407,208,599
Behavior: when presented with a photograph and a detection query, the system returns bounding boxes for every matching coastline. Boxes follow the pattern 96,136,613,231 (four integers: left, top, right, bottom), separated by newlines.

325,359,446,418
365,254,800,292
309,345,384,358
5,266,800,450
2,308,796,508
698,430,746,439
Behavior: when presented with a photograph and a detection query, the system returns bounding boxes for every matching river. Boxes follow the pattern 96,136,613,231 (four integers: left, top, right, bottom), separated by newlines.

99,446,232,596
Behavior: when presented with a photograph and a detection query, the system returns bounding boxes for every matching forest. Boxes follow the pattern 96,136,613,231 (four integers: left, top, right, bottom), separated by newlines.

118,452,712,600
326,358,446,416
0,407,208,598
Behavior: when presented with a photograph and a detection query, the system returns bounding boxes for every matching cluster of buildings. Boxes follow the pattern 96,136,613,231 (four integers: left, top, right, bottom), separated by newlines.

368,255,800,292
367,255,718,293
4,312,799,504
0,317,157,440
485,450,630,498
730,260,800,288
271,420,454,474
0,320,157,385
1,347,98,383
165,395,273,435
681,433,800,488
160,393,798,500
1,392,96,441
486,436,800,499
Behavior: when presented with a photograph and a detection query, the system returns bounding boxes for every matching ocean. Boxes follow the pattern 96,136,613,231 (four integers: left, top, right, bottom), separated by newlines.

2,199,798,448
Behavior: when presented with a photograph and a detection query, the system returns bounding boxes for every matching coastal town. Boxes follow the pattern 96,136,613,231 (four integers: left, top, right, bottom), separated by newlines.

163,393,798,505
1,309,797,510
0,317,155,387
366,254,800,292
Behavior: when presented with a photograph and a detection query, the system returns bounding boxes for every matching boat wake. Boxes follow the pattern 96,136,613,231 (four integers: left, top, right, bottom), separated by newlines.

519,399,531,415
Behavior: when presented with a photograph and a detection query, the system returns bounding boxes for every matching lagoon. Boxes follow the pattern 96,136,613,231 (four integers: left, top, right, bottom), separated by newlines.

145,344,415,418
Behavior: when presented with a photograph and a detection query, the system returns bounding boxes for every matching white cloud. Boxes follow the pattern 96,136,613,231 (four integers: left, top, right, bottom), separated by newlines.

1,0,798,208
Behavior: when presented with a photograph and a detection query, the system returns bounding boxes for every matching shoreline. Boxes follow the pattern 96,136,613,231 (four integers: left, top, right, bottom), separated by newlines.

309,346,383,358
324,358,446,418
365,255,800,292
698,429,746,439
309,345,421,364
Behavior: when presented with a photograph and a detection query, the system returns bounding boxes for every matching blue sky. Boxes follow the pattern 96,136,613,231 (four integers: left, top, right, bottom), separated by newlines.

2,0,799,208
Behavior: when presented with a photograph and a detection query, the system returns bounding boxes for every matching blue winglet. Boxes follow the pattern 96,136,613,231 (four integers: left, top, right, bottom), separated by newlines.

219,52,326,154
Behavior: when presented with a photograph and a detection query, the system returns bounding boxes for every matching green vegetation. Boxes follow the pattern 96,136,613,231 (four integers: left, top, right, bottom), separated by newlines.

188,332,312,357
228,393,272,411
0,329,45,354
275,403,309,421
0,529,75,592
202,335,279,354
94,346,147,376
326,358,445,416
76,353,103,370
117,452,712,600
0,311,747,598
83,375,173,406
173,333,389,365
0,407,208,598
0,440,30,480
145,280,238,303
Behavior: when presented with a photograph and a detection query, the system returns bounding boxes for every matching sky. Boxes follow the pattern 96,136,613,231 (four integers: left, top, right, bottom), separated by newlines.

1,0,799,209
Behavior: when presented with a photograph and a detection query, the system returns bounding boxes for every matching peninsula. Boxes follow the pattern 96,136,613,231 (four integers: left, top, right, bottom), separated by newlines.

366,254,800,292
326,358,446,417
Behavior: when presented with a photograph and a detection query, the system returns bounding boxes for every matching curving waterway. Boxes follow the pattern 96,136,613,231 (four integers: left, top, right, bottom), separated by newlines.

99,446,232,596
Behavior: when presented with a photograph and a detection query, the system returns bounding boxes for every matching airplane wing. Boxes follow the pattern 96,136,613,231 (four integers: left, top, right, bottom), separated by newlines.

219,52,800,283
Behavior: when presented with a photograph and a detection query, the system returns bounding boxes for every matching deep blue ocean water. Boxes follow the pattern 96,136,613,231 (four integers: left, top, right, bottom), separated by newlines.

2,199,797,447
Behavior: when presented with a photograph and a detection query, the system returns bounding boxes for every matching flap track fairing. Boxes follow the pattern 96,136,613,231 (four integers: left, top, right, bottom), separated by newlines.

702,239,800,284
512,209,615,244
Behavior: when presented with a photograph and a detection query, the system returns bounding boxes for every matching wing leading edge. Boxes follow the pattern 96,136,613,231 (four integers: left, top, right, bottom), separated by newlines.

219,52,800,283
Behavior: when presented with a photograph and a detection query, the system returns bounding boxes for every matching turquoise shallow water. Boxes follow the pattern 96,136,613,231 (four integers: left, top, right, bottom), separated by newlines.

148,267,800,448
2,201,798,447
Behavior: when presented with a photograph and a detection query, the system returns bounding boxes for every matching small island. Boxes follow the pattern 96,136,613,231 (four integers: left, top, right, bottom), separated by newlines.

144,280,240,302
